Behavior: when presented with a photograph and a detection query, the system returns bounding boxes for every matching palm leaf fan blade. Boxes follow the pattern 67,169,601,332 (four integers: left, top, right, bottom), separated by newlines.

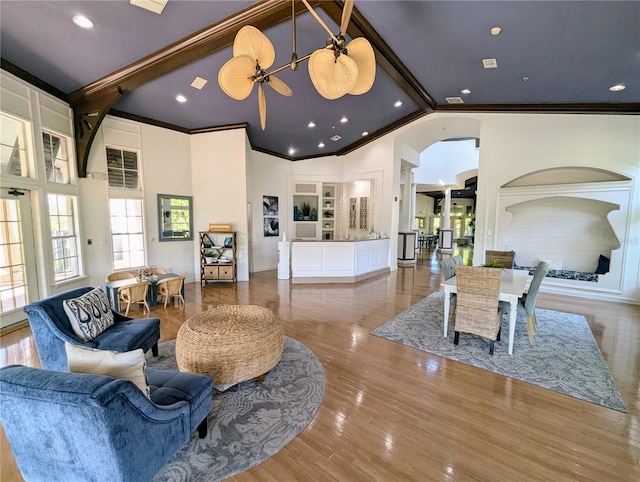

346,37,376,95
258,83,267,130
267,76,293,96
218,55,256,100
308,49,358,100
233,25,275,69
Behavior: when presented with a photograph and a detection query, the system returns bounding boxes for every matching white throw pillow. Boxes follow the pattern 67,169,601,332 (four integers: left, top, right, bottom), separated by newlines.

63,287,114,341
65,343,150,397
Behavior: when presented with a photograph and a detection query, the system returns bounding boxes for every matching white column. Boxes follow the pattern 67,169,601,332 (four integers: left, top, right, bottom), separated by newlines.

401,167,413,232
442,187,451,229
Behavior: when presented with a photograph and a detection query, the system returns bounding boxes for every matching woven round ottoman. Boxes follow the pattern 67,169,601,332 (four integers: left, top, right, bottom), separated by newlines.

176,305,284,388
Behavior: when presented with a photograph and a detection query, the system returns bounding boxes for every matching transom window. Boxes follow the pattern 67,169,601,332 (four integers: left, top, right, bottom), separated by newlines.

109,198,145,270
48,194,81,281
1,113,30,178
43,131,70,184
106,147,140,190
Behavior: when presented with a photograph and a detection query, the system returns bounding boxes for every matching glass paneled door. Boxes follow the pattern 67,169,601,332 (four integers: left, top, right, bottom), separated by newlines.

0,188,38,328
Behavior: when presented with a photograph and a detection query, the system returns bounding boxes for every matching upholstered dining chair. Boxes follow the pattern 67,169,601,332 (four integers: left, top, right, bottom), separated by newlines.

156,275,185,308
440,257,457,281
439,258,458,318
452,255,463,265
500,261,550,345
453,266,503,355
120,281,150,316
485,250,516,268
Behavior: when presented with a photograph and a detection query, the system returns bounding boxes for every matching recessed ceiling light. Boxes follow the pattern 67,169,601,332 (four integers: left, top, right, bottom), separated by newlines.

176,94,187,103
460,89,471,95
394,100,402,107
362,131,369,137
609,84,626,92
490,26,502,36
308,121,316,128
318,142,325,148
72,15,94,28
340,116,348,123
288,148,295,155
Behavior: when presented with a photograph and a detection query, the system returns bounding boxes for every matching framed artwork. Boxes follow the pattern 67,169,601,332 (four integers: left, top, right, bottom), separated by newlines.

263,195,279,215
158,194,193,241
264,217,279,237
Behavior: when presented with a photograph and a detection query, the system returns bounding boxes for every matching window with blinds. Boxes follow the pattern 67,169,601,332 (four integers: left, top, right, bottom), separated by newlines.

106,147,140,189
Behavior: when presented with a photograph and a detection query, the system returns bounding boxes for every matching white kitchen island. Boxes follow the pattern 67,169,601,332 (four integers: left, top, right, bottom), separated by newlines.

291,238,390,284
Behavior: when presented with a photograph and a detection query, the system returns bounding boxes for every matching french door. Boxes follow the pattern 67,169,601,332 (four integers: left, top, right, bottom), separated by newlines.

0,188,38,328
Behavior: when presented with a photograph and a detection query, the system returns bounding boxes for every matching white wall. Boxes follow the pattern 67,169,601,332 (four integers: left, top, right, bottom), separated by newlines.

82,117,196,286
190,128,249,281
394,113,640,302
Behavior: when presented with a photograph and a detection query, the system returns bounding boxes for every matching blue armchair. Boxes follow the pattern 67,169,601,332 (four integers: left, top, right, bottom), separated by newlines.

24,287,161,371
0,364,213,482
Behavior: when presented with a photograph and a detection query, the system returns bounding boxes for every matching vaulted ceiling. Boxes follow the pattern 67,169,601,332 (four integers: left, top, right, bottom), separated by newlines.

1,1,638,177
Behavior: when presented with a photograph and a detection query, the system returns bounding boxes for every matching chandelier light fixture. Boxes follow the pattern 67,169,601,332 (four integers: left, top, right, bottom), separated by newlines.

218,0,375,130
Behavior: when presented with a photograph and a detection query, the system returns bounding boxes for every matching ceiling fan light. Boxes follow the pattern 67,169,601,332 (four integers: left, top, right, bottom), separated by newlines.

345,37,376,95
218,55,255,100
232,26,275,69
308,49,358,100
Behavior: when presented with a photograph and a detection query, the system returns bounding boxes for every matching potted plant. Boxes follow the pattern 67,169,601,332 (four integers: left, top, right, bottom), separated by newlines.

301,202,311,220
204,250,217,264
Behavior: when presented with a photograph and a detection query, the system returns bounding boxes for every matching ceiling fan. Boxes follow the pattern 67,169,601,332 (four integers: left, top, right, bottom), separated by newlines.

218,0,375,130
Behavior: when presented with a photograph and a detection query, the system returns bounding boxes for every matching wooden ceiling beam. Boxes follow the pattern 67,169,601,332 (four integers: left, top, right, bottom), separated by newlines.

70,0,318,177
318,0,436,114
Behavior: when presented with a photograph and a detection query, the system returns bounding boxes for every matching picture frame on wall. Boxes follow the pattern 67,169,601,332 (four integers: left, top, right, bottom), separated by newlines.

264,217,279,237
263,195,278,216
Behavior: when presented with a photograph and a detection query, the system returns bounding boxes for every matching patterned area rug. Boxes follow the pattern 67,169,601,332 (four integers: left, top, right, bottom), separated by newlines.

371,293,627,412
146,337,325,481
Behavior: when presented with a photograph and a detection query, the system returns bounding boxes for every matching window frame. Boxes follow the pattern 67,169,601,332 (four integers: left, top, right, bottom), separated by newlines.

42,129,72,184
109,197,146,271
105,146,141,191
47,193,82,283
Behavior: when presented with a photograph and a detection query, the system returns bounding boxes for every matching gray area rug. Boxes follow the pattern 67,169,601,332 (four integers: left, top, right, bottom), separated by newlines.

146,337,325,481
371,292,627,413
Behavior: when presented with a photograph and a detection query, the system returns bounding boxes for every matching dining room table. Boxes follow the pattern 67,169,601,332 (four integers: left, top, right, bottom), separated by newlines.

441,268,529,355
104,273,184,312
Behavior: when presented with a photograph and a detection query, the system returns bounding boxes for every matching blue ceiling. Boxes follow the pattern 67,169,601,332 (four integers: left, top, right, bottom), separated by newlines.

1,1,638,162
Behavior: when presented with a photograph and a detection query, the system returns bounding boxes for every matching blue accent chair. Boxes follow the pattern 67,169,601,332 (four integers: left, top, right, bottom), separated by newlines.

0,364,213,482
23,287,161,371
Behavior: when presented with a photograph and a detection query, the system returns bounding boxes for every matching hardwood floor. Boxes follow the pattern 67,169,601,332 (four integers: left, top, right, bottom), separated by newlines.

2,249,639,481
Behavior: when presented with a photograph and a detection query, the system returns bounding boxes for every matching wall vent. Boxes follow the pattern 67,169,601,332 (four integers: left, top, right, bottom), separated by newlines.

130,0,168,14
330,135,342,142
190,77,208,90
482,58,498,69
445,97,464,104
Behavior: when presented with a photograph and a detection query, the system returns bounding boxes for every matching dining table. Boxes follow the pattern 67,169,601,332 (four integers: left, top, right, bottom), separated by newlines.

441,268,529,355
104,273,184,312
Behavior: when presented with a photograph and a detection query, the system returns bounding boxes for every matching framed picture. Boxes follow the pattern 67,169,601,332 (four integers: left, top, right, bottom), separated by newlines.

158,194,193,241
264,217,279,237
263,195,279,215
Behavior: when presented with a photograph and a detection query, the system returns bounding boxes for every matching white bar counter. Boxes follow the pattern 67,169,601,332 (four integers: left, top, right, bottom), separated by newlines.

291,238,390,284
